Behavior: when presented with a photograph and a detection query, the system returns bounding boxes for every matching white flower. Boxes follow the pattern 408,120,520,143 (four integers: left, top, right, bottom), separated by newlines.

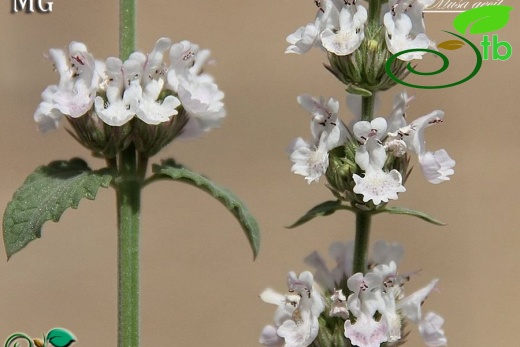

286,0,366,56
289,95,347,183
260,272,325,347
286,21,320,55
353,117,387,143
36,37,226,135
398,279,438,323
330,290,349,319
387,92,455,184
167,40,226,138
94,58,142,126
419,149,455,184
321,4,367,56
405,111,455,184
260,325,284,347
34,42,103,131
94,38,186,126
34,85,62,133
94,81,141,126
383,11,430,61
398,279,447,346
419,312,448,346
297,94,347,149
388,0,437,49
176,80,225,138
353,136,406,205
288,137,329,184
386,90,415,132
344,311,389,347
300,241,446,346
136,79,180,125
344,272,389,347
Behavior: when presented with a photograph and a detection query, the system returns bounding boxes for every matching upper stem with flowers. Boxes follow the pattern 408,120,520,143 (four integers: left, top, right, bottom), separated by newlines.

261,1,453,347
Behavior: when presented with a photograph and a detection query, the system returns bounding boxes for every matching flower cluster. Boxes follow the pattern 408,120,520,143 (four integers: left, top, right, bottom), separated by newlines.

287,0,435,61
34,38,225,157
260,271,325,347
278,1,451,347
260,241,447,347
288,92,455,206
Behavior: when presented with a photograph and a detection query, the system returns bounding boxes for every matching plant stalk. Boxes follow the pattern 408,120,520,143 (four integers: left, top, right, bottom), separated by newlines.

118,1,138,346
353,86,377,274
120,0,136,60
361,94,377,122
117,145,142,347
367,0,386,25
352,211,372,274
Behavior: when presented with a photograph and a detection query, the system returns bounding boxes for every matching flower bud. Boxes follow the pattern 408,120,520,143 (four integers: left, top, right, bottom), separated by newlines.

324,23,410,95
66,107,132,158
133,106,190,157
326,141,411,210
325,142,361,204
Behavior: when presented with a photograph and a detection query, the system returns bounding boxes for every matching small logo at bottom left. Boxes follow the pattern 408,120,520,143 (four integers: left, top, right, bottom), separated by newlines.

5,328,76,347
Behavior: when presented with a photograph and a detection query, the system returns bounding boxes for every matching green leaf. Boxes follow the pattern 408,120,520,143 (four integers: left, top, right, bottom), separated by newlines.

151,159,260,259
453,5,513,35
46,328,76,347
3,159,113,259
287,200,352,229
346,84,372,97
437,39,465,50
376,206,446,226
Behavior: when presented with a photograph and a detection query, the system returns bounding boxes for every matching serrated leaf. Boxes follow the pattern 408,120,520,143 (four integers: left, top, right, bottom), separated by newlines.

287,200,352,229
453,5,513,35
3,158,113,259
151,159,260,259
377,206,445,226
437,39,465,50
46,328,76,347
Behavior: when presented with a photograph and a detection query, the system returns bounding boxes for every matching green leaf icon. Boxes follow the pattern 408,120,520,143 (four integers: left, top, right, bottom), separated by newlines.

152,159,260,259
437,39,465,50
3,158,113,259
453,5,513,35
46,328,76,347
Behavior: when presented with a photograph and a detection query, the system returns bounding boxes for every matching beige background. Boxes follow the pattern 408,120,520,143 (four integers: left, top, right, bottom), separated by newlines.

1,1,519,346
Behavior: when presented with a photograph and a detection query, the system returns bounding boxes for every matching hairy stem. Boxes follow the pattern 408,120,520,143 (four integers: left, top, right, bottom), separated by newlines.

118,2,139,346
119,0,136,60
367,0,386,25
117,145,142,347
361,93,377,122
352,211,372,274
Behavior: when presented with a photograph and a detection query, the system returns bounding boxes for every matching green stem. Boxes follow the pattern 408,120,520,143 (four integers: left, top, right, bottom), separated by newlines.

118,1,138,345
353,82,378,274
117,145,141,347
367,0,386,25
352,211,372,274
361,94,376,121
120,0,136,60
